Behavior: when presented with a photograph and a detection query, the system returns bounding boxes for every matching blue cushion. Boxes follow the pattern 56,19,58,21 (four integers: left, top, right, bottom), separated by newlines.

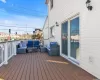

17,48,26,54
33,41,40,47
27,40,34,47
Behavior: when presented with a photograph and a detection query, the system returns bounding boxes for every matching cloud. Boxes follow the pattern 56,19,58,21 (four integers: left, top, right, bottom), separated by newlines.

4,20,14,24
11,15,45,28
0,15,46,34
0,0,6,3
0,8,46,34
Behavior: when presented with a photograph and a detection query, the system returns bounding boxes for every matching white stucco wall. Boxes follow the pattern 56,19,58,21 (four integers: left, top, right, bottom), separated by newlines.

47,0,100,79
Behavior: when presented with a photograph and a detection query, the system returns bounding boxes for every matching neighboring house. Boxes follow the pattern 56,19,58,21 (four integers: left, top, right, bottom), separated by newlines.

43,0,100,79
42,16,49,46
0,32,21,42
0,32,10,41
32,28,43,40
35,28,42,35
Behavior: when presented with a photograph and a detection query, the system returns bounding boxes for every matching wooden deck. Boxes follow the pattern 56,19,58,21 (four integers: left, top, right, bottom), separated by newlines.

0,52,96,80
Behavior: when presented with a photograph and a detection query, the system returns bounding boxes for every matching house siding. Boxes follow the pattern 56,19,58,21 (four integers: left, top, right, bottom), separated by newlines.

46,0,100,79
43,17,49,46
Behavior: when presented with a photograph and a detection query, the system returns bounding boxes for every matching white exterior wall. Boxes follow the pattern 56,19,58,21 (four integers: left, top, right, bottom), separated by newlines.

47,0,100,79
43,17,49,46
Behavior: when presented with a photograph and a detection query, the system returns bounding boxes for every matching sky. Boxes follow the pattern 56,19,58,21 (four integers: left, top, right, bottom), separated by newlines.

0,0,47,34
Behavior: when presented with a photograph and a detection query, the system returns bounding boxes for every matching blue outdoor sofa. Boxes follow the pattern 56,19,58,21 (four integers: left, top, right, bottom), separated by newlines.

17,41,27,54
27,40,40,52
17,40,40,54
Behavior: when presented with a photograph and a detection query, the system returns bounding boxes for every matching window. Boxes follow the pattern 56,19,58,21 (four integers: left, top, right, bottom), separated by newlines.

50,0,53,9
61,21,68,56
50,26,55,37
70,17,79,59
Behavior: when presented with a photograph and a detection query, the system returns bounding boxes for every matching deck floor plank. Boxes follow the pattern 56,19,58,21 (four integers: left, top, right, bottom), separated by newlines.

21,54,30,80
42,53,57,80
6,55,25,80
12,54,27,80
42,53,63,80
37,53,43,80
0,52,96,80
29,53,35,80
0,55,23,79
48,56,75,80
46,54,69,80
33,53,38,80
37,53,48,80
0,56,18,77
25,54,32,80
38,53,52,80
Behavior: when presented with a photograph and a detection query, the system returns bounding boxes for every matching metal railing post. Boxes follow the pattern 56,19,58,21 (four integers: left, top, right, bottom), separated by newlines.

14,41,17,56
4,42,8,65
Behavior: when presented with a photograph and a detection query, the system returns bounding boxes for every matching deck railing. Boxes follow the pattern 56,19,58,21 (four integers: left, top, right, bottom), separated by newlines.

0,40,20,67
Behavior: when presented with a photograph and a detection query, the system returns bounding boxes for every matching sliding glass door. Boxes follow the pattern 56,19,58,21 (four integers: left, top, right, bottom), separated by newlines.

70,17,79,59
61,15,80,62
61,22,68,56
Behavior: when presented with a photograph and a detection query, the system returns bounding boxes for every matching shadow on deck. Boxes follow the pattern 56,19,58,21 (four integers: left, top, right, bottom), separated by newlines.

0,52,96,80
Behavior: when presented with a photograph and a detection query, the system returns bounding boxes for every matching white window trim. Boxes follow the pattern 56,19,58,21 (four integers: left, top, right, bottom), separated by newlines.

50,26,55,38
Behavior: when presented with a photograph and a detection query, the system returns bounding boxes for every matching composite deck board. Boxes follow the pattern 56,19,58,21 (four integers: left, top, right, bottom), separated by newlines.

0,52,96,80
38,53,52,80
5,55,24,80
0,55,23,79
0,56,17,76
21,54,30,80
45,54,68,80
38,53,48,80
45,53,60,80
13,54,28,80
29,53,34,80
34,53,39,80
42,53,64,80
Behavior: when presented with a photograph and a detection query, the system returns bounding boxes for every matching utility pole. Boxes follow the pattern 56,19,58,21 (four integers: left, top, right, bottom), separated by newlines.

15,32,17,40
9,29,11,41
26,24,27,40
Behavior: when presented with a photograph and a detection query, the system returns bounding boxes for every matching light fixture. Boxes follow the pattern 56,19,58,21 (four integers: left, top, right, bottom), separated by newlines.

56,22,59,26
86,0,93,11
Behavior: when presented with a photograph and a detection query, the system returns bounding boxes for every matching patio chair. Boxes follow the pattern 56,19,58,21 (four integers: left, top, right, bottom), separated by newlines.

47,42,60,56
27,40,34,48
17,41,27,54
33,40,40,49
27,40,37,53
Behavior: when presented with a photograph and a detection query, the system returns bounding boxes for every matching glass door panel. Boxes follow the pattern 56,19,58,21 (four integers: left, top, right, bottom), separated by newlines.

70,17,79,59
61,21,68,56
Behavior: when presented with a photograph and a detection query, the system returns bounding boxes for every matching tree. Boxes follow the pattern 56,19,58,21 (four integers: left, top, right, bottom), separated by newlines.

31,34,36,39
31,33,42,40
36,33,42,39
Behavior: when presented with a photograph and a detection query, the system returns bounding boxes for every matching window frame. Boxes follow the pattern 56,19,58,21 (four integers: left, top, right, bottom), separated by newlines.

50,26,55,38
50,0,53,9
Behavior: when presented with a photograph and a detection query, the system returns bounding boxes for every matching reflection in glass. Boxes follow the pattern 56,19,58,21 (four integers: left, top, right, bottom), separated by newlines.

70,17,79,59
61,22,68,55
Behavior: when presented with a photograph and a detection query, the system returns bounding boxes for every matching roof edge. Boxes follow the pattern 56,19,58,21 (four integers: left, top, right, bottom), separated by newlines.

42,16,48,30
